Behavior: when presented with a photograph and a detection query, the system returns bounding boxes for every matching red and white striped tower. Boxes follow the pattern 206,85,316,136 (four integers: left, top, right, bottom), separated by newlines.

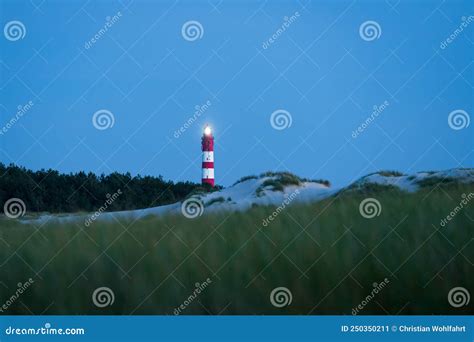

201,125,215,187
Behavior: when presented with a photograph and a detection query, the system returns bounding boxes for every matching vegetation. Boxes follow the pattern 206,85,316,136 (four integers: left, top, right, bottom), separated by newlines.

256,173,301,196
359,170,406,180
233,175,258,185
256,179,285,196
300,178,331,187
341,182,404,196
234,172,331,190
184,184,223,200
0,163,208,213
256,171,331,196
416,176,458,188
205,197,226,207
374,170,406,177
0,183,472,315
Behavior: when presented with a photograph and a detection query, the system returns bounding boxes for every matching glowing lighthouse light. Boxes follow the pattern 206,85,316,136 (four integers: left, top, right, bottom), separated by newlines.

201,125,215,187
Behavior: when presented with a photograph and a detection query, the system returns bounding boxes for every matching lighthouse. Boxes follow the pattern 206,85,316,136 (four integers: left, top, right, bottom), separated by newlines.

201,125,215,187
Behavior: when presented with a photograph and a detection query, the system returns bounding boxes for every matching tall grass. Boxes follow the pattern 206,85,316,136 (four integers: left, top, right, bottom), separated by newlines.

0,185,473,315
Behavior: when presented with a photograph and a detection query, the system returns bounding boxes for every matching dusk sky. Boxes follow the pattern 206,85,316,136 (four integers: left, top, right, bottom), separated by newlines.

1,0,472,187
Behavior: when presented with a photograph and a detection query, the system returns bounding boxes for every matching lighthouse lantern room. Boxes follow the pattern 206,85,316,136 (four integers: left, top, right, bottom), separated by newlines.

201,125,215,187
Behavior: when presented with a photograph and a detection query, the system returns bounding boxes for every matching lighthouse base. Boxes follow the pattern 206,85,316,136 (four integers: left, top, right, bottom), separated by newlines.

202,178,215,187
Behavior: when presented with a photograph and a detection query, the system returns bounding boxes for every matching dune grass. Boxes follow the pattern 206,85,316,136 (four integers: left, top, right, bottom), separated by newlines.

365,170,406,177
0,184,473,315
256,172,303,196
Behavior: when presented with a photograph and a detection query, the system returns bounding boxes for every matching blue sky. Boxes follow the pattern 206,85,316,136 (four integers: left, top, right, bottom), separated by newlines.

1,0,473,187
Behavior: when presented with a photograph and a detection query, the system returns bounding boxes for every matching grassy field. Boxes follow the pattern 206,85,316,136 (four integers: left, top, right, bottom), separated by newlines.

0,184,473,315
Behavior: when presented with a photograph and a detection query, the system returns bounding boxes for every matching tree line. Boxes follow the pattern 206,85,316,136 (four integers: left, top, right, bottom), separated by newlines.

0,163,212,213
